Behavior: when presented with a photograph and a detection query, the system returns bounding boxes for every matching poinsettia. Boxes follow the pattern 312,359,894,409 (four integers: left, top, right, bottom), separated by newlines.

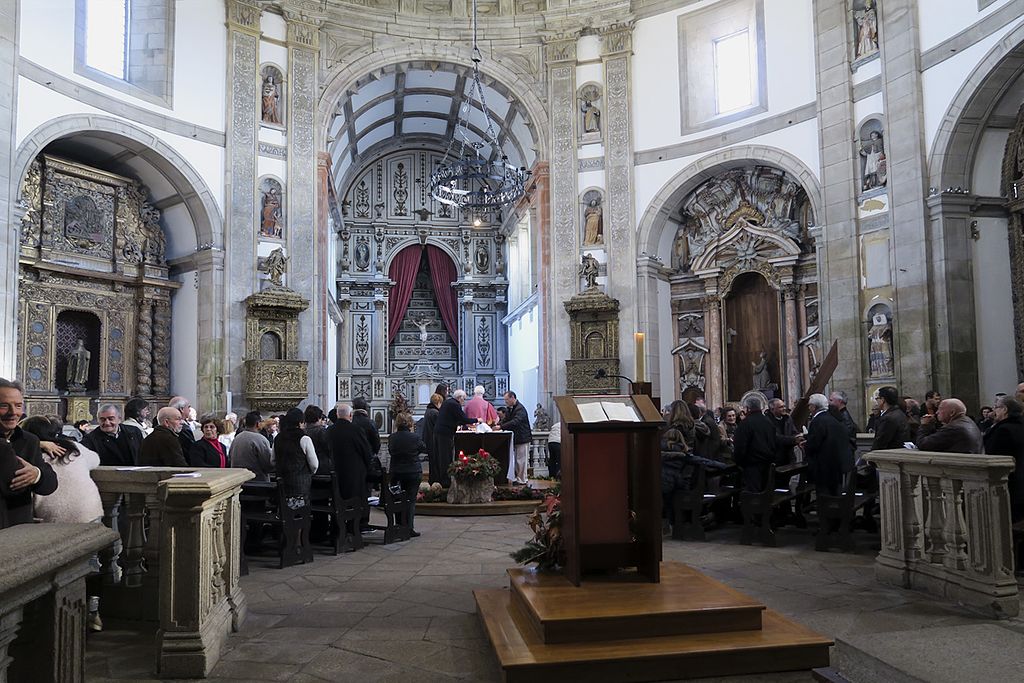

511,494,564,571
448,448,501,480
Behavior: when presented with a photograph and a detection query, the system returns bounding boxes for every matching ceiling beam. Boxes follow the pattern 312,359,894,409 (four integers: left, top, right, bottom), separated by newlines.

393,70,407,137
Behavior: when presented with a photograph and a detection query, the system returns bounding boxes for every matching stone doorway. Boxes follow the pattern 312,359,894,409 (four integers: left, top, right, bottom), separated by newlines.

724,272,780,402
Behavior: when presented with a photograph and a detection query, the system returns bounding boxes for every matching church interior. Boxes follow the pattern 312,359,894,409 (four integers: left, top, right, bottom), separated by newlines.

2,0,1024,681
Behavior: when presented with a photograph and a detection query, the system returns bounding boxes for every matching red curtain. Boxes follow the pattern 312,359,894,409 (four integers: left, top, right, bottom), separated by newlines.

387,246,422,344
426,245,459,343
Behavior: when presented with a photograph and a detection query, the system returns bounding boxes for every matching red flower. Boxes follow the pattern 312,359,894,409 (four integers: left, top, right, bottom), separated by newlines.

482,452,489,458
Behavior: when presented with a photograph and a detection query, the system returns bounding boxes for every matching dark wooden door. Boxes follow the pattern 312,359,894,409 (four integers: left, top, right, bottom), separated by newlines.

724,272,781,402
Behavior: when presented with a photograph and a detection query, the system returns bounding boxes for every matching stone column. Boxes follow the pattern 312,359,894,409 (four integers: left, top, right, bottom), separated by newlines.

703,292,724,408
879,0,933,400
0,0,19,378
811,0,865,419
224,0,260,407
285,12,322,405
600,23,638,385
925,192,979,408
528,164,552,391
316,152,333,401
783,284,800,403
543,35,579,396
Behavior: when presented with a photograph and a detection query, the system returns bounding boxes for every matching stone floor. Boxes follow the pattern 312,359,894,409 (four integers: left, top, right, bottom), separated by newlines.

85,511,1024,683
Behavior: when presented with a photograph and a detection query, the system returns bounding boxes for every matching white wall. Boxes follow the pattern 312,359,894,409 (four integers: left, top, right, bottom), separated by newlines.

507,302,540,417
170,271,200,405
971,216,1016,403
917,0,1014,53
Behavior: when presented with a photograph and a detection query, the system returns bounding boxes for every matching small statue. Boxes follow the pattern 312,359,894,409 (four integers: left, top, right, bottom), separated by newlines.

581,96,601,134
533,404,551,432
475,242,490,273
262,247,288,288
66,338,91,390
853,0,878,59
583,198,603,245
412,315,432,354
355,240,370,271
260,186,283,238
751,350,771,392
579,253,599,290
860,130,887,191
261,75,281,125
868,312,894,377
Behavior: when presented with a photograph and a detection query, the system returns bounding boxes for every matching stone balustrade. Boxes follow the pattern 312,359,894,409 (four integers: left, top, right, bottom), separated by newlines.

0,522,118,682
866,449,1018,618
90,466,253,678
529,430,550,478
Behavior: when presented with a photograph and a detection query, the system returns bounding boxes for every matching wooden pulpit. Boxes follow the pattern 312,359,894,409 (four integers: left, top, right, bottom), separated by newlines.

554,394,664,586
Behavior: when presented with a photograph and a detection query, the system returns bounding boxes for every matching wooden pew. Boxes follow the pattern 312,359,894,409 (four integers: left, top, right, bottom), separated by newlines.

240,480,314,569
670,463,739,541
740,462,814,546
364,472,413,544
813,471,876,552
309,473,365,554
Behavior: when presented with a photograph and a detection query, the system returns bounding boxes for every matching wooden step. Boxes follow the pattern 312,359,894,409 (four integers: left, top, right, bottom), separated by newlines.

476,589,832,683
508,563,765,643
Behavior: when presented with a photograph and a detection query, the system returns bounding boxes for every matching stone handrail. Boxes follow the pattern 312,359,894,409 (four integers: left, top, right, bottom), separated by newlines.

0,523,118,682
866,449,1018,618
90,466,253,678
529,431,550,478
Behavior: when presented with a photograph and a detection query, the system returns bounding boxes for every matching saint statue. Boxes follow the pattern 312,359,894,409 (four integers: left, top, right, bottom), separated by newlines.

260,187,283,238
579,253,599,290
854,0,879,59
583,198,603,245
262,75,281,125
860,130,887,191
581,97,601,134
66,338,90,390
751,350,771,392
868,313,894,377
475,242,490,273
355,241,370,270
262,247,288,288
533,404,551,432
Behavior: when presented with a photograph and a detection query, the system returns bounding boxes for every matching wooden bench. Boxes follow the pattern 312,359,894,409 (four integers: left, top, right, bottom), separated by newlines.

670,463,739,541
310,473,364,554
364,473,413,544
1012,519,1024,576
740,462,814,546
240,480,314,570
813,472,876,552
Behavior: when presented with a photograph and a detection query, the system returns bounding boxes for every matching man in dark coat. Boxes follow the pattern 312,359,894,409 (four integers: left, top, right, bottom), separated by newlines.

805,394,849,495
983,396,1024,523
351,397,381,455
917,398,983,454
871,386,910,451
733,396,777,492
693,398,722,462
0,378,58,528
828,391,860,455
327,403,373,531
501,390,533,485
169,396,196,457
84,404,144,466
767,398,802,466
139,407,188,467
433,389,476,487
419,393,442,482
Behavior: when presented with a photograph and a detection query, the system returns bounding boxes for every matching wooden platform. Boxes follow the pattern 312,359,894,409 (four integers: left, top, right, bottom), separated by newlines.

416,499,539,516
475,561,832,682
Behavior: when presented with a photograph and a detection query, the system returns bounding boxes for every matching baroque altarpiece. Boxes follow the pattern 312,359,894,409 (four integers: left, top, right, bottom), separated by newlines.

16,155,175,420
335,149,510,429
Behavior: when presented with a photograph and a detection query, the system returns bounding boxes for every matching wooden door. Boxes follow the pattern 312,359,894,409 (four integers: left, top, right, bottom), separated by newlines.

724,272,781,402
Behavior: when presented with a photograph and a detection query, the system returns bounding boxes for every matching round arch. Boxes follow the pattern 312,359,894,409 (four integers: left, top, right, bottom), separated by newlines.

12,114,223,248
317,48,550,162
383,238,461,272
636,145,823,259
928,19,1024,190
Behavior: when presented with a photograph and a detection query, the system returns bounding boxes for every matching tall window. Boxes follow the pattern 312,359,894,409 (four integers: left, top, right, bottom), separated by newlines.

713,30,753,115
85,0,129,79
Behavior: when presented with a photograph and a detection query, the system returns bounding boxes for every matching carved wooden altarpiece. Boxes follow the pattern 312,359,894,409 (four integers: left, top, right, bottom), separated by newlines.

17,155,176,419
564,288,621,395
243,288,310,412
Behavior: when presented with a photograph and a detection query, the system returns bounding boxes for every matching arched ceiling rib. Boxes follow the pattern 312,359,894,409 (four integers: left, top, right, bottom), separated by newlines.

326,60,538,196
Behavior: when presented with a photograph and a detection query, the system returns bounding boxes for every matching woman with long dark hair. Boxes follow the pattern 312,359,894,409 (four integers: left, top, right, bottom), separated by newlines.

274,408,318,505
189,416,228,468
388,412,427,537
660,401,728,528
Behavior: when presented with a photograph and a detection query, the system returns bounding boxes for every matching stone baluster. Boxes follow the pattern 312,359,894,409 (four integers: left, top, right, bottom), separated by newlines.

902,471,923,562
941,478,968,571
0,609,22,682
98,490,124,586
924,475,946,564
121,492,148,588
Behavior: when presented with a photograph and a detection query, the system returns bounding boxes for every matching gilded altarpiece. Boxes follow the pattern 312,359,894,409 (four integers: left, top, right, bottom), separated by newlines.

17,156,176,418
243,288,310,412
563,288,620,395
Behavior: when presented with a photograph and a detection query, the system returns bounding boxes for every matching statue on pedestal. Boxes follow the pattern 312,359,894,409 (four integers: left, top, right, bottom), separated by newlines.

751,350,772,393
533,404,551,432
66,338,91,391
262,247,289,288
868,313,894,377
579,253,599,291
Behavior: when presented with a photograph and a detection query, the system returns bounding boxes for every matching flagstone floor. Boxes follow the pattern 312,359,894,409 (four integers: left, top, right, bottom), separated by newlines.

84,511,1021,683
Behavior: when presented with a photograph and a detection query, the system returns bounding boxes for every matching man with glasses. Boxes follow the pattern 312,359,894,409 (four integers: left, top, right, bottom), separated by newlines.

0,377,58,527
139,407,188,467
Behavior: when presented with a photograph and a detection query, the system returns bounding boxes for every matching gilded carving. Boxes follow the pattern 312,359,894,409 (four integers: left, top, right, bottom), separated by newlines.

563,288,621,395
19,159,42,247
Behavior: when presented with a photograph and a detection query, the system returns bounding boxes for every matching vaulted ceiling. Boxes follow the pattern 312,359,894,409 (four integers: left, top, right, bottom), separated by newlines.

325,61,538,195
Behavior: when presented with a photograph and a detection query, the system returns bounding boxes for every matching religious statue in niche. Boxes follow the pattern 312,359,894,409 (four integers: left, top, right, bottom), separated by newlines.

259,178,284,239
533,404,551,431
859,122,887,192
354,237,370,271
475,241,490,273
66,338,91,392
579,253,600,290
581,190,604,245
578,84,602,136
261,247,289,288
852,0,879,61
868,311,894,377
672,217,695,271
413,314,432,355
260,66,284,126
751,350,773,393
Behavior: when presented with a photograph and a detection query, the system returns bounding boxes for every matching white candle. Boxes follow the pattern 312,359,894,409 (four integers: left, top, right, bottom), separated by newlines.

634,332,645,384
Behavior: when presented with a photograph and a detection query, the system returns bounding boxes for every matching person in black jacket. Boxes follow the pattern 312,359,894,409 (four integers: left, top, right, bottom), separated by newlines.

828,390,860,457
419,393,442,483
188,416,229,467
433,390,477,487
351,397,381,456
983,396,1024,523
303,405,332,474
805,394,849,495
389,413,427,537
733,396,777,492
501,390,533,485
0,378,58,528
327,403,374,531
169,396,197,456
139,407,188,467
767,398,803,466
871,386,909,451
83,404,144,466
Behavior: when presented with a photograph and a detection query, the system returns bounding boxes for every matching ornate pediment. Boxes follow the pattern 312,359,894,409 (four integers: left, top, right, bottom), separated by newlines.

690,204,801,273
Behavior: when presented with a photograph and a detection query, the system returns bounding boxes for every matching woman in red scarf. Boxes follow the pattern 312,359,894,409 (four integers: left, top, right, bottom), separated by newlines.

189,417,228,468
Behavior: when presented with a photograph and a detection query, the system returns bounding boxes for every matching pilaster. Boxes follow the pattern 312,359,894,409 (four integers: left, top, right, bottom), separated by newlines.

0,0,19,378
224,0,261,407
544,35,579,396
195,247,227,410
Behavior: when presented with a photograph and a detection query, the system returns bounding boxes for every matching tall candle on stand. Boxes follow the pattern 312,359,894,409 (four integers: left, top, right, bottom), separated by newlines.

634,332,645,384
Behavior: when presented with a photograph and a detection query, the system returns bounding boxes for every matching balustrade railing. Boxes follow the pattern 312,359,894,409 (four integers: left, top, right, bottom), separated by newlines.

866,449,1018,618
90,466,253,678
529,431,550,479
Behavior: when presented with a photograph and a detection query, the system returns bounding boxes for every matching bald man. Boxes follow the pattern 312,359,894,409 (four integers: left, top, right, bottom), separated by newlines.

916,398,983,454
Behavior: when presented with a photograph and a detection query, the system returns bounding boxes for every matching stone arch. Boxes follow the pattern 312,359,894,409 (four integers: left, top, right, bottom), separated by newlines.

636,145,823,259
12,114,223,248
928,19,1024,190
383,239,461,273
317,49,550,162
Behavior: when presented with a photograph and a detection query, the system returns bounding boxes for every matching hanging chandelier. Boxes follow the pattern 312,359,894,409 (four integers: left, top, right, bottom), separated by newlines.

429,0,530,212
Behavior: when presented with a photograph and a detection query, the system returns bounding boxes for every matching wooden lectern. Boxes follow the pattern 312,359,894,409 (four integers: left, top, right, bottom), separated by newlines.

554,394,664,586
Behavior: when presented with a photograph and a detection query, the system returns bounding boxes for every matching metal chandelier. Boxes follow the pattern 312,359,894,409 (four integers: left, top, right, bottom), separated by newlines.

428,0,530,211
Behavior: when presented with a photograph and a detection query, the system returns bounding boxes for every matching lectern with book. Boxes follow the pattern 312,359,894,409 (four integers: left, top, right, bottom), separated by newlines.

553,393,663,586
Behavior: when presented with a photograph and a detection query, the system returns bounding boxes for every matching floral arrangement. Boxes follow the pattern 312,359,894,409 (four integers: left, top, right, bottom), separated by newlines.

511,494,564,571
493,484,546,502
447,449,501,481
389,391,410,419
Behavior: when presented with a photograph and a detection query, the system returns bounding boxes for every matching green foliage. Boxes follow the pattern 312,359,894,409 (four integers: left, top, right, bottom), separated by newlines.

448,448,502,480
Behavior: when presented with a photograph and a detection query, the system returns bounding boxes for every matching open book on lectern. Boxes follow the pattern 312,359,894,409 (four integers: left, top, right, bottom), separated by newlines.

576,400,641,423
